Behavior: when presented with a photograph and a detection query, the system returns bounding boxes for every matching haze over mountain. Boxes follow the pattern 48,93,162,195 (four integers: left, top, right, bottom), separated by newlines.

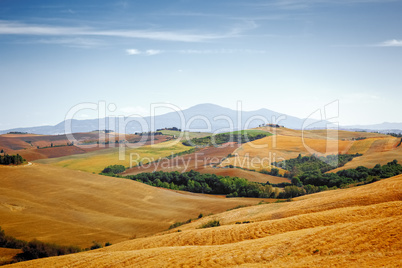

0,104,337,135
341,122,402,132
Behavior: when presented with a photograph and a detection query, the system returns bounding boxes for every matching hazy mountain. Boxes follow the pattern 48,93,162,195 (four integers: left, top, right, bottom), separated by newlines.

0,103,338,135
342,122,402,132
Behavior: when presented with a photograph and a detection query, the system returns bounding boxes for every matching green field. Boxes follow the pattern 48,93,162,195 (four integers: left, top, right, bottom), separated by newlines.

223,129,273,136
160,130,211,140
35,140,191,173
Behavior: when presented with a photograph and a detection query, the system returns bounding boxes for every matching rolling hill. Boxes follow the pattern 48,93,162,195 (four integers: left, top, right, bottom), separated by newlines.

220,126,402,173
5,173,401,267
0,163,272,248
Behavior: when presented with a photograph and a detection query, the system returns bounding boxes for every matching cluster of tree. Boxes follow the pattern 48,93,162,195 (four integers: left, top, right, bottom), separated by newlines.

269,160,402,199
263,155,402,198
7,132,28,134
0,226,111,264
259,124,283,128
199,220,220,228
93,129,113,133
135,131,163,136
102,165,126,174
125,170,278,198
0,227,27,249
156,127,182,131
1,227,80,263
37,142,75,149
0,153,25,165
182,132,268,147
351,137,367,140
15,240,82,262
386,132,402,138
271,153,362,178
260,168,281,176
296,160,402,188
273,184,332,199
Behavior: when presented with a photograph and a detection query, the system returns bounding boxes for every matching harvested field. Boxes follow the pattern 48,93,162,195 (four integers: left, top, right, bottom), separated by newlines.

34,137,180,173
0,163,272,248
220,135,353,171
0,133,169,162
7,174,401,267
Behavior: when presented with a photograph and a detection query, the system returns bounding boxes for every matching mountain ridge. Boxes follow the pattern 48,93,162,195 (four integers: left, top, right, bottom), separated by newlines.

1,103,398,135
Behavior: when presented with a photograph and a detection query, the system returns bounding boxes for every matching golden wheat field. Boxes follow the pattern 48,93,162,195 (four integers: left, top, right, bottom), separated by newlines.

221,127,402,172
5,174,401,267
35,139,191,173
0,163,272,248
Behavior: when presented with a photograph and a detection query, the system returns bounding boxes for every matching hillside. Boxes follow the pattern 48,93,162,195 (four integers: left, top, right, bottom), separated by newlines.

220,127,402,173
124,143,290,184
0,132,162,162
6,174,401,267
0,164,271,248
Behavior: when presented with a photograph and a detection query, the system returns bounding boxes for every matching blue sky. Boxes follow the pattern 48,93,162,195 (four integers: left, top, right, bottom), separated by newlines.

0,0,401,130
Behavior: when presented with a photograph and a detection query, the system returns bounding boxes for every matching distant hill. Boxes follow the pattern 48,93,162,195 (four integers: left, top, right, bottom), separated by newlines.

342,122,402,133
0,104,335,135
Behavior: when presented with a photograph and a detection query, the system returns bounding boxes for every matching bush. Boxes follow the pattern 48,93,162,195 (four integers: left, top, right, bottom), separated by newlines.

16,240,81,261
200,220,220,229
125,170,276,198
183,132,269,147
0,153,25,165
101,165,126,174
169,221,186,230
90,241,103,250
0,227,27,249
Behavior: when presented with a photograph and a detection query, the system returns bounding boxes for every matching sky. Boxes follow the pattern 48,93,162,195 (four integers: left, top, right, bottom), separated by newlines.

0,0,401,130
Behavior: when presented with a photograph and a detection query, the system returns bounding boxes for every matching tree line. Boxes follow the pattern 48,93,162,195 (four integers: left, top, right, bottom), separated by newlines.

0,153,25,165
271,153,362,178
0,226,110,265
182,132,269,147
124,170,278,198
267,159,402,198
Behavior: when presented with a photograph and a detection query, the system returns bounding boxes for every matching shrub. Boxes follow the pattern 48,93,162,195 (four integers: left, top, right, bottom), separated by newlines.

200,220,220,229
169,221,185,230
0,227,27,249
90,241,103,250
16,240,81,261
101,165,126,174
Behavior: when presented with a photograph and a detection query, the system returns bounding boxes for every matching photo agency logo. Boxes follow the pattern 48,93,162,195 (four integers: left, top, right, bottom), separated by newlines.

63,100,339,172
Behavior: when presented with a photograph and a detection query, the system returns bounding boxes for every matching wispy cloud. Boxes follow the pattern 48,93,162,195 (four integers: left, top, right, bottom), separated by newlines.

0,20,249,42
126,49,141,55
179,49,266,54
145,49,162,55
36,37,103,48
251,0,400,10
126,49,163,56
126,48,266,56
376,39,402,47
